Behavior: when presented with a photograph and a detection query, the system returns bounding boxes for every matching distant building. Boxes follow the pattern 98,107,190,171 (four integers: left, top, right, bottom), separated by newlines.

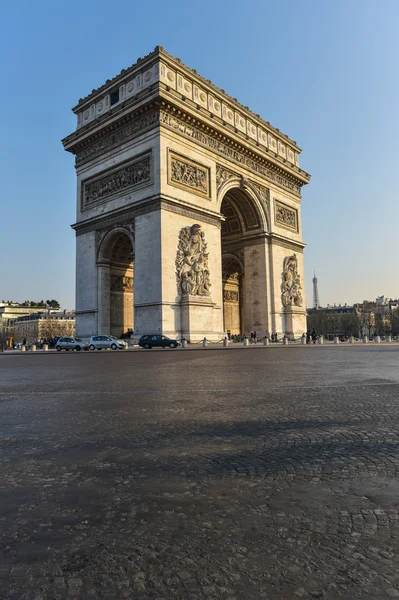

307,296,399,338
14,312,75,344
0,304,58,343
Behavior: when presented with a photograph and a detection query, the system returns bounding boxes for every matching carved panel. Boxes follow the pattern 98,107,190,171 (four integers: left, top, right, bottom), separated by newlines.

224,289,239,301
168,151,210,198
160,111,301,196
82,152,152,210
275,200,298,232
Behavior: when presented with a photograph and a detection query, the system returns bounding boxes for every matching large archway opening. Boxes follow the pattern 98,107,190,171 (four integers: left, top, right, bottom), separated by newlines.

99,231,134,337
220,186,265,337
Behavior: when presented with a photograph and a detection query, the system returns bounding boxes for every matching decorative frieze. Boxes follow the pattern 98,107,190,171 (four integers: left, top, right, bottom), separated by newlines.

82,152,152,210
161,111,302,196
168,151,210,198
275,200,298,232
76,112,159,166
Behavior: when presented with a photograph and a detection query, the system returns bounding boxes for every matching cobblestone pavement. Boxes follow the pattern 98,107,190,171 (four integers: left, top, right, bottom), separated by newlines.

2,346,399,599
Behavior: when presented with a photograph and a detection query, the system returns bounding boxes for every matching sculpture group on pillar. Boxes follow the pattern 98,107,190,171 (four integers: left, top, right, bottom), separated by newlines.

176,224,211,297
281,253,303,308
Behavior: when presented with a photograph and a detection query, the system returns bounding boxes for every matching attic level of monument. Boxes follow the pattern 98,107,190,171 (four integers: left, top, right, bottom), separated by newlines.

72,46,298,148
62,48,311,342
63,47,310,193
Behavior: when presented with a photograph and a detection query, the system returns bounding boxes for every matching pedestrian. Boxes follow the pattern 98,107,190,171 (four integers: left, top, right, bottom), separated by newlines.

22,338,26,347
254,330,257,343
250,330,254,343
306,331,311,344
312,330,317,344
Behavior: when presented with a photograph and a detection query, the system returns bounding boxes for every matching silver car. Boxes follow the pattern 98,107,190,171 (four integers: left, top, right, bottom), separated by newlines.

56,337,89,351
89,335,127,351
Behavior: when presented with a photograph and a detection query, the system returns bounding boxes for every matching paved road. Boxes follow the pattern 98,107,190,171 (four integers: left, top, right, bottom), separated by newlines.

1,346,399,599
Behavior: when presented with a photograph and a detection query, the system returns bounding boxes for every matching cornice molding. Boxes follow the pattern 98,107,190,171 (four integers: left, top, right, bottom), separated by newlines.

72,193,222,236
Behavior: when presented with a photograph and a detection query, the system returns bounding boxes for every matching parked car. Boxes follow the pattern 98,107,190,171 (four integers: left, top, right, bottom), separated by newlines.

139,335,180,349
56,337,89,351
89,335,127,351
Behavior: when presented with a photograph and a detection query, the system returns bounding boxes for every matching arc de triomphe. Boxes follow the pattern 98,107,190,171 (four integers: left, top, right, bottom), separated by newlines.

62,47,311,341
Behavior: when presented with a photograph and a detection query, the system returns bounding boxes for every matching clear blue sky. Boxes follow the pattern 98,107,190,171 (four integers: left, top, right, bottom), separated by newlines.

1,0,398,309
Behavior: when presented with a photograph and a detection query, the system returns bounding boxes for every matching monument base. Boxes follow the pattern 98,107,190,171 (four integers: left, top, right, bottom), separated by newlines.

283,306,307,340
180,295,223,342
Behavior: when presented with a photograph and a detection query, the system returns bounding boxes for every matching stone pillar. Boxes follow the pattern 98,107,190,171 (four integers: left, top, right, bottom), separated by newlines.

375,336,381,343
301,336,306,345
21,345,26,352
43,344,49,351
349,336,354,344
387,335,392,343
182,339,188,348
363,336,368,343
202,337,208,347
223,337,228,347
97,262,111,335
241,241,272,337
31,345,36,352
263,336,269,346
334,337,340,344
75,231,98,338
243,338,249,346
318,336,324,345
134,211,163,336
283,336,288,345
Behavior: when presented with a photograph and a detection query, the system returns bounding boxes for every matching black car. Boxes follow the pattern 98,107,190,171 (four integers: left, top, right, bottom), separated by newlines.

139,335,180,349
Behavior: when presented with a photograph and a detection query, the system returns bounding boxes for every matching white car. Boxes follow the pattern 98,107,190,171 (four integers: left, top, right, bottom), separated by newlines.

89,335,127,351
56,337,89,351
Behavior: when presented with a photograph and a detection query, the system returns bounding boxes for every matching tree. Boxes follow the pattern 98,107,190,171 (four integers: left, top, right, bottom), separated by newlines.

39,320,74,340
46,299,60,310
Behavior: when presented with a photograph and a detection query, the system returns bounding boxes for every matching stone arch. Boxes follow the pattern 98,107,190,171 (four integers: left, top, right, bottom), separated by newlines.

217,177,270,234
97,226,135,264
96,227,135,337
222,253,244,336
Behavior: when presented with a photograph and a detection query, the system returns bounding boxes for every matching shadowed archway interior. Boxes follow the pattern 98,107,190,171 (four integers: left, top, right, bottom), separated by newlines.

109,233,134,337
220,187,264,336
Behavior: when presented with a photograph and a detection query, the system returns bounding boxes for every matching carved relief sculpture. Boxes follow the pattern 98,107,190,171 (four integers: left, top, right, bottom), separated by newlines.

176,224,211,297
281,254,303,308
224,290,239,301
83,153,151,209
168,152,210,197
111,275,134,292
275,201,298,231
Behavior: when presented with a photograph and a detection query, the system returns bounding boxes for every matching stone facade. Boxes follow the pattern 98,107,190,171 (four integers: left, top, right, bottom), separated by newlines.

62,47,310,341
14,313,75,344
